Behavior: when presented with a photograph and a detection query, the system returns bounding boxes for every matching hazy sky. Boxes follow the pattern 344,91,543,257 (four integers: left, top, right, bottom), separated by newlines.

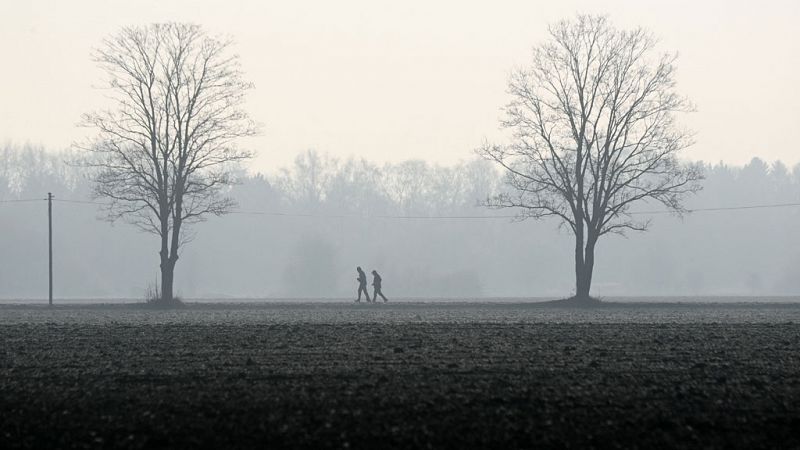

1,0,798,172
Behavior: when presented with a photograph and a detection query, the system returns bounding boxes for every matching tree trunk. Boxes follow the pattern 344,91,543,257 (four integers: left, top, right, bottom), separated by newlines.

574,236,597,302
573,220,590,300
160,257,175,302
158,209,172,302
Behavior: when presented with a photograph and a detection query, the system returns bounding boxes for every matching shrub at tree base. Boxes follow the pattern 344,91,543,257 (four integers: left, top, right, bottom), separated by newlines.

144,282,184,308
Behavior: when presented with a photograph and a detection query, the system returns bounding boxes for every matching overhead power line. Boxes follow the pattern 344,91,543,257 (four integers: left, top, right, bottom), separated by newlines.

221,201,800,219
2,197,800,219
230,210,517,219
633,202,800,215
0,198,45,203
52,199,108,206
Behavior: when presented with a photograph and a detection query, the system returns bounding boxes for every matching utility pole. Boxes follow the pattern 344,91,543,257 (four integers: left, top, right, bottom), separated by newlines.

48,192,53,306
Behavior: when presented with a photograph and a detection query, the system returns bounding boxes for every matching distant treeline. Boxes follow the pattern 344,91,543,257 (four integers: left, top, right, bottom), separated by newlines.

2,144,799,299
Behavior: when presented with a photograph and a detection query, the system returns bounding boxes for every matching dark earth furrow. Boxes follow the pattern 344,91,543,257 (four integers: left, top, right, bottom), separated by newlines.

2,305,800,449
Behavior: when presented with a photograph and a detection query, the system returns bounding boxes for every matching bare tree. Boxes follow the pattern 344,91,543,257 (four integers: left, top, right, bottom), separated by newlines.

276,149,339,208
479,15,702,303
79,23,256,303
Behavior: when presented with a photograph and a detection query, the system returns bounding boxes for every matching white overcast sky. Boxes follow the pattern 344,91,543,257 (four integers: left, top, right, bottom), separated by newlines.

1,0,798,172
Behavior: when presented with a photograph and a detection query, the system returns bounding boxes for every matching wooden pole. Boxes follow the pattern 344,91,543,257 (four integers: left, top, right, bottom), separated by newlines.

48,192,53,306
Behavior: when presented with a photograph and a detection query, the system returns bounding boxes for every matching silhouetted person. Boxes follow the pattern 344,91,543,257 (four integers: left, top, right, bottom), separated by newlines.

356,266,370,302
372,270,387,302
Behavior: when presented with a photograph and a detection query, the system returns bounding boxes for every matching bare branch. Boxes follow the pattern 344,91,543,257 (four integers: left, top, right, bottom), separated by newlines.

74,23,256,300
479,14,703,298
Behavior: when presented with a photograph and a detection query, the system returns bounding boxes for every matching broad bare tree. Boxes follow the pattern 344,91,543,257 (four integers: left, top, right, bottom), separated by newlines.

479,15,702,302
80,23,256,303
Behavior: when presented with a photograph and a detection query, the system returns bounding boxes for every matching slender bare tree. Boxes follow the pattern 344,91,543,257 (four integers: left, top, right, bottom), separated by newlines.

479,15,702,303
79,23,256,303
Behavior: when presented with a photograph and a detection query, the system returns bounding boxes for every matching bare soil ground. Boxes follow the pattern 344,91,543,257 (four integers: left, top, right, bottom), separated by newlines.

1,302,800,449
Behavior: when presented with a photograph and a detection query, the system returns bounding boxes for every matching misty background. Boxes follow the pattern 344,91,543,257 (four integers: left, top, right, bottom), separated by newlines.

1,1,799,301
2,143,798,300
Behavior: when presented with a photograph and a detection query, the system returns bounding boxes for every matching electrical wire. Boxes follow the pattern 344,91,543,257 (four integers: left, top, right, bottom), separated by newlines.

225,202,800,218
632,202,800,215
230,210,517,219
52,199,109,205
3,197,800,219
0,198,45,203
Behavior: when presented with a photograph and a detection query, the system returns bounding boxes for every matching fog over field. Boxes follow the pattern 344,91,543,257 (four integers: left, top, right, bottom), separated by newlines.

1,3,799,304
1,145,798,300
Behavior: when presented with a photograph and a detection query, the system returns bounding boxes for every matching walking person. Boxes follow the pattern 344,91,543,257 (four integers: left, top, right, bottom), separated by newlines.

371,270,388,302
356,266,370,302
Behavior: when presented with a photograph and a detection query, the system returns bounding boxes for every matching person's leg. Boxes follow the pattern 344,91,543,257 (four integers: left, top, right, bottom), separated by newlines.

357,285,365,302
378,288,387,302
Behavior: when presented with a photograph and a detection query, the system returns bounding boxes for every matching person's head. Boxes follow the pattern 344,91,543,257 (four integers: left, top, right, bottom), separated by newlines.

372,270,377,275
357,266,362,272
